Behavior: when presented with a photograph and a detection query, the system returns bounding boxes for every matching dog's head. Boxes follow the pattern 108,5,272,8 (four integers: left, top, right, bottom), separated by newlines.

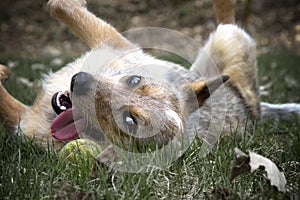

51,49,228,151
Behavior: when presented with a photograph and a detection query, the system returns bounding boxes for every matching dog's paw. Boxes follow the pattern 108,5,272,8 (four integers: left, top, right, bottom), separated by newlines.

48,0,87,11
0,64,11,84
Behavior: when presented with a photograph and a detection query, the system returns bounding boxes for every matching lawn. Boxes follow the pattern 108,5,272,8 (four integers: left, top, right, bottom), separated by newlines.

0,52,299,199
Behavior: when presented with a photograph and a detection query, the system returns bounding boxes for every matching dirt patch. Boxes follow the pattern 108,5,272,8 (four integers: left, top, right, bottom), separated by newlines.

0,0,299,59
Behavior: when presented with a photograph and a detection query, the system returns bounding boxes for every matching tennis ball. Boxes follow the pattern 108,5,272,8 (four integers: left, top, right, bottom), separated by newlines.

59,139,102,168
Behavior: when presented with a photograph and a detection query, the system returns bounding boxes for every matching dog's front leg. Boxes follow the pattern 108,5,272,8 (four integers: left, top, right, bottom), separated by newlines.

48,0,134,49
0,65,26,132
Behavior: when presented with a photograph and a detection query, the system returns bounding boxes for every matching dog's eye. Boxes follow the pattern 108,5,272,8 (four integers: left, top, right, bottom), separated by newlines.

127,75,141,87
123,110,138,134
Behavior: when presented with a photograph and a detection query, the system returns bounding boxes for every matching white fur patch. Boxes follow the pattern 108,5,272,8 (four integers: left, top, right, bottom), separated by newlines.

165,108,183,130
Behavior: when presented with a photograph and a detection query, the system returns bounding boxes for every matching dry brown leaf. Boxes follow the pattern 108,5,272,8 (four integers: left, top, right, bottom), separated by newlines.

230,148,250,182
231,148,287,192
249,151,287,192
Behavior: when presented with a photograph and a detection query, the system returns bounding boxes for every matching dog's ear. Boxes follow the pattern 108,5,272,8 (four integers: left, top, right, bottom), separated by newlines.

184,75,229,113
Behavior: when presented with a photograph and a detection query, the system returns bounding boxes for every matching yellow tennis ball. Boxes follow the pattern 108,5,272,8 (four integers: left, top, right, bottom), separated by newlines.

59,139,102,168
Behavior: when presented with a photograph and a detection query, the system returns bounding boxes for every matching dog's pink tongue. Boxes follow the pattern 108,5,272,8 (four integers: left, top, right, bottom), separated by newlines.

51,108,84,141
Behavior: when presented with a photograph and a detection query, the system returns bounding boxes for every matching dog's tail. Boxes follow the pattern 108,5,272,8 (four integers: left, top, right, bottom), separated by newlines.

0,64,27,132
260,102,300,122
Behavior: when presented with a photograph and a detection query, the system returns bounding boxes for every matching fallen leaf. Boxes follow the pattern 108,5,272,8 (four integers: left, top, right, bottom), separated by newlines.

249,151,287,192
230,148,250,182
230,148,286,192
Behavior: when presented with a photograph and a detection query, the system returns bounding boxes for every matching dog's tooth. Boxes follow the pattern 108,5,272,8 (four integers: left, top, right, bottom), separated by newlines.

60,106,67,110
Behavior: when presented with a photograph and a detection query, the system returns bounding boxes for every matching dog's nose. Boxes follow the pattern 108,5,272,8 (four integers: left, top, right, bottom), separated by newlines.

70,72,93,95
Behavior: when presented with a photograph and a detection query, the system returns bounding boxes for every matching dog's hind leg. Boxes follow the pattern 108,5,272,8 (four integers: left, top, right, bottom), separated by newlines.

0,65,26,132
191,24,260,120
192,0,260,119
47,0,134,49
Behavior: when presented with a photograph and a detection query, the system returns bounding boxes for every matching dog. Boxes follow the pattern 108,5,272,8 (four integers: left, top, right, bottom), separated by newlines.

0,0,299,153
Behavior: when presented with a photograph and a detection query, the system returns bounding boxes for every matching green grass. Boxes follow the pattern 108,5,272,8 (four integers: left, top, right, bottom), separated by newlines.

257,53,300,103
0,52,300,199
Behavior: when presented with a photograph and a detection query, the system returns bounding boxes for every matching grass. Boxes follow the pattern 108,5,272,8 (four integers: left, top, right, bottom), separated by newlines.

0,52,300,199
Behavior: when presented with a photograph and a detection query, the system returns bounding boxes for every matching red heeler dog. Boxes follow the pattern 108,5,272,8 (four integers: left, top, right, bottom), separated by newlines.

0,0,299,152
